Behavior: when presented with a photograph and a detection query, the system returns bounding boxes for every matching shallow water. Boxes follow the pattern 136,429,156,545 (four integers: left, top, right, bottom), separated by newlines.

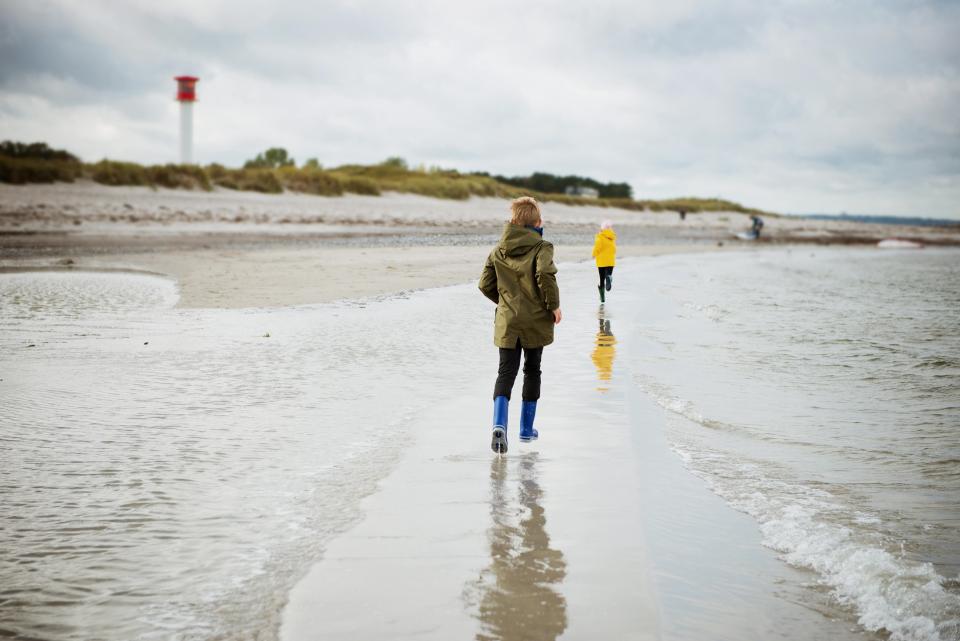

620,247,960,641
2,248,958,640
0,271,492,640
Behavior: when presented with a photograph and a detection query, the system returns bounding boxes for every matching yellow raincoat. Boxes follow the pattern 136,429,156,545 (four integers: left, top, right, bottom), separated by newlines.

592,229,616,267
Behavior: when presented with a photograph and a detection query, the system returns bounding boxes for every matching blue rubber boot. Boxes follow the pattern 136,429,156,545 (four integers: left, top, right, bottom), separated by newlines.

491,396,509,454
605,274,612,291
519,400,539,442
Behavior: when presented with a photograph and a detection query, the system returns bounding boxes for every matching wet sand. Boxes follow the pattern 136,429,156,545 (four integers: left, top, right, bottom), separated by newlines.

35,244,724,308
277,258,877,641
279,314,661,641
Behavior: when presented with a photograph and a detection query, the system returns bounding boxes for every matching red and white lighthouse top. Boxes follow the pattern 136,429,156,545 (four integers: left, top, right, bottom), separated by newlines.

174,76,199,102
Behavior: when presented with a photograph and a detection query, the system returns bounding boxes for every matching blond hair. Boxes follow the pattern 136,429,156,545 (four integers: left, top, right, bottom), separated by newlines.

510,196,541,226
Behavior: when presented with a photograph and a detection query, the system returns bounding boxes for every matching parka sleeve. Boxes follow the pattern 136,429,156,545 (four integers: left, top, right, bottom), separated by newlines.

591,234,601,258
535,243,560,311
478,252,499,303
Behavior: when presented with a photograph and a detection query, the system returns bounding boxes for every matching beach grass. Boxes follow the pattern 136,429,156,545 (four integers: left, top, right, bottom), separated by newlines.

0,142,772,216
0,155,83,184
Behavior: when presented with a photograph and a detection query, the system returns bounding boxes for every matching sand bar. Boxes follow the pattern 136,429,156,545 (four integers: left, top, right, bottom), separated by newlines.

279,312,661,640
4,183,958,309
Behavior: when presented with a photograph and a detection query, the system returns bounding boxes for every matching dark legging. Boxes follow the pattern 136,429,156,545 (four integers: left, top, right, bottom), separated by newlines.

493,339,543,401
598,266,614,287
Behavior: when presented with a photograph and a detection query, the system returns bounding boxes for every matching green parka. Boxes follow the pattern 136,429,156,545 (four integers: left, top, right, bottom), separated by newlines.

479,223,560,348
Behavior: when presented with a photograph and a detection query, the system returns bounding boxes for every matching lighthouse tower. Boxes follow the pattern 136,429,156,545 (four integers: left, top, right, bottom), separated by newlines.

174,76,199,164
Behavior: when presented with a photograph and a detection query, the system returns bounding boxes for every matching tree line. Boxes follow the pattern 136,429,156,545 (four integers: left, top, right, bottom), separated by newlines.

475,171,633,199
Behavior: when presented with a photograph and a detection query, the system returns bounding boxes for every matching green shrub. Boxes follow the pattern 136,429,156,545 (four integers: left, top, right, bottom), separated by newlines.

0,140,775,215
331,162,510,200
279,167,344,196
90,160,149,186
0,156,81,183
341,176,380,196
211,171,240,190
206,163,228,180
378,175,477,200
244,147,295,169
245,170,283,193
492,170,633,199
146,164,212,190
381,156,408,171
0,140,78,162
212,168,283,193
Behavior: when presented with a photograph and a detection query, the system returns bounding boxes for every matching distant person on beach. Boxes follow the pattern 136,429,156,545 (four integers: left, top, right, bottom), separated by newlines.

750,215,764,239
592,220,616,303
479,196,562,454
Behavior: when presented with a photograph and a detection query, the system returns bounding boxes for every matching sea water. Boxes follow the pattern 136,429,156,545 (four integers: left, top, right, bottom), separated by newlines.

619,247,960,641
0,270,494,640
1,247,958,640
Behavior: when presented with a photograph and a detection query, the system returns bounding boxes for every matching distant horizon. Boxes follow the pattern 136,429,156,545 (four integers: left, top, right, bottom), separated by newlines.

790,212,960,226
2,1,957,219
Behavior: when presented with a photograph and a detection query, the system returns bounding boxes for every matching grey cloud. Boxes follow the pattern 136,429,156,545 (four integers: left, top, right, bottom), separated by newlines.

1,0,958,216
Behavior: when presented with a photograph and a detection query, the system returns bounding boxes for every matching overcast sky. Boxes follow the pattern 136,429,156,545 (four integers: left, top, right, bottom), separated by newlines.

1,0,958,217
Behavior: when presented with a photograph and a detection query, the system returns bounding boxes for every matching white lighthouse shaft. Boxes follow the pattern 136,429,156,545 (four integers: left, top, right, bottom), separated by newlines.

179,101,193,165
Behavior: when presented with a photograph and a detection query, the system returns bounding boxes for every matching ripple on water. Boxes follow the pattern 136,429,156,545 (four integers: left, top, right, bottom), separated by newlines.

630,248,960,641
0,277,492,641
0,270,179,320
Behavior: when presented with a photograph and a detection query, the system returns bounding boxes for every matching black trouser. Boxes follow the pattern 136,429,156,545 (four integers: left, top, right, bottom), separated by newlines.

598,266,614,287
493,339,542,401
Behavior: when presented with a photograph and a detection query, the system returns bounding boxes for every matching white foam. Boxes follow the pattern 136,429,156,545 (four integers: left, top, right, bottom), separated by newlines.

626,248,960,640
635,377,960,641
664,419,960,641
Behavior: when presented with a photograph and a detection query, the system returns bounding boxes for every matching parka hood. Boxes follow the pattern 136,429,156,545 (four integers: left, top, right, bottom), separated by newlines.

479,223,560,349
598,229,617,241
498,223,544,257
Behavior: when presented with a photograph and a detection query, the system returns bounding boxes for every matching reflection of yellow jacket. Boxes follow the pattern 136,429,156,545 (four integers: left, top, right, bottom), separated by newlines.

592,230,616,267
592,329,616,391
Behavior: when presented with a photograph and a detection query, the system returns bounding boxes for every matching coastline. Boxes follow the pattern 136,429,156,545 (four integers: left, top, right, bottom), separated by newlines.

3,184,956,639
276,253,887,641
0,243,728,309
4,182,958,308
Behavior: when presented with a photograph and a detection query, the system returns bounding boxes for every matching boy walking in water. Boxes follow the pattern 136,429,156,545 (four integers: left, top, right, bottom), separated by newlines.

479,197,562,454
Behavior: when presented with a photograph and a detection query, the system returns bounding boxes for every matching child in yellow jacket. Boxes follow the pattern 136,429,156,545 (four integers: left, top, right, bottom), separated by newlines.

592,220,616,302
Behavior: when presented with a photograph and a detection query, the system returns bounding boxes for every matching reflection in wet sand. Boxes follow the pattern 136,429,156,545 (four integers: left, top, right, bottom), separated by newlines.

469,454,567,641
591,317,617,392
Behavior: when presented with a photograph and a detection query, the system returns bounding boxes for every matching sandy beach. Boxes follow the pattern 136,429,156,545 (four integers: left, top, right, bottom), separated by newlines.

3,181,959,309
2,184,958,641
0,182,763,309
1,243,732,309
